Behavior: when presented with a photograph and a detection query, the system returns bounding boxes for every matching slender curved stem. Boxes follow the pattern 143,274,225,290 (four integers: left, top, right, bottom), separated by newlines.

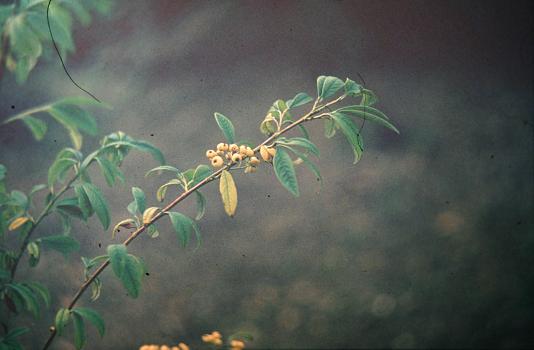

9,176,78,281
42,95,346,349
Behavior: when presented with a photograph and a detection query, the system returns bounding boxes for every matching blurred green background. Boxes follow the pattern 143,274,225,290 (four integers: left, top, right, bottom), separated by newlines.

1,0,533,348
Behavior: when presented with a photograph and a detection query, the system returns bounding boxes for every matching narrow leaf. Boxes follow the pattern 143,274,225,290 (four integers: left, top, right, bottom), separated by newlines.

214,112,235,143
38,235,80,256
72,312,86,350
273,148,299,197
219,170,237,217
131,187,146,214
81,183,110,229
72,307,105,337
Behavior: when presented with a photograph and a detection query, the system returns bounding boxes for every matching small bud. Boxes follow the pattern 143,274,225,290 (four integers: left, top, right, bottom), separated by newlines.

206,150,217,158
260,145,271,162
249,156,260,166
246,147,254,157
49,326,56,333
231,153,242,162
230,144,239,152
211,156,224,168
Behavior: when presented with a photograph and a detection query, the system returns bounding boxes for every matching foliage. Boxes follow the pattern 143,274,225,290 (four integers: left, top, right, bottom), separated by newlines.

1,13,398,346
0,0,113,84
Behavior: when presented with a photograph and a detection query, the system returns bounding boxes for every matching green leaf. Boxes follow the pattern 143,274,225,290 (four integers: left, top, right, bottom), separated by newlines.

81,183,110,229
286,92,313,109
145,165,180,177
7,283,40,317
29,183,47,197
214,112,235,143
330,112,364,164
38,235,80,256
10,190,28,209
273,148,299,197
131,187,146,214
361,88,378,106
297,124,310,140
55,308,70,336
277,137,319,156
72,307,105,337
56,197,86,220
316,75,344,100
107,244,143,298
194,191,206,220
72,312,86,350
7,14,42,58
21,115,47,140
48,158,77,188
344,78,362,96
156,179,181,202
48,104,98,136
280,146,322,185
95,156,122,187
25,281,51,308
74,184,93,219
324,118,336,138
128,140,165,165
336,105,399,134
167,212,198,248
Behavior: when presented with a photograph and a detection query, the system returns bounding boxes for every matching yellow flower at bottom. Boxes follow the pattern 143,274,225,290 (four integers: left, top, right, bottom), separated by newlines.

178,342,190,350
230,340,245,349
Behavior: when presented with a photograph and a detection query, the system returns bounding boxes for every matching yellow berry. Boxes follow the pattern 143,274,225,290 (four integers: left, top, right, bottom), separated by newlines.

249,156,260,166
213,338,223,346
267,147,276,157
231,153,242,162
244,166,252,173
171,347,180,350
260,145,271,161
217,150,225,156
161,346,170,350
211,156,224,168
246,147,254,157
239,145,248,155
230,144,239,152
178,343,189,350
206,150,217,158
217,143,229,151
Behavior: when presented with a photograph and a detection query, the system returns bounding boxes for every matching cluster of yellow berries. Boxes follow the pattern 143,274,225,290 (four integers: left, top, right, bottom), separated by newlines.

201,331,246,350
138,343,189,350
206,142,276,173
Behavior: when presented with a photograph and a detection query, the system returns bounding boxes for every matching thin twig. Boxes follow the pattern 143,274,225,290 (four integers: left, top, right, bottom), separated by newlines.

9,176,78,281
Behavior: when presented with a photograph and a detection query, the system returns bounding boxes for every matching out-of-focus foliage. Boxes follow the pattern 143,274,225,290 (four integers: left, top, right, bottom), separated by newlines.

0,0,113,83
